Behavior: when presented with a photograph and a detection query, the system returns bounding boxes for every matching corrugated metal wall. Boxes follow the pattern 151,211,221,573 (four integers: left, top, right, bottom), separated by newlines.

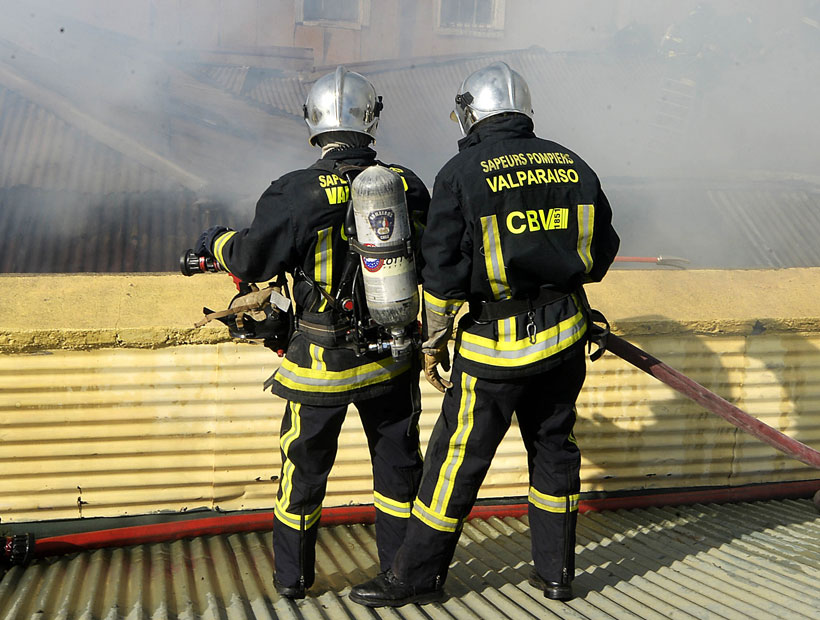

2,334,818,523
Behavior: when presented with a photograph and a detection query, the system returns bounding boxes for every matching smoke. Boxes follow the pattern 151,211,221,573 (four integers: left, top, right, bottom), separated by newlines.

0,0,818,270
0,0,311,206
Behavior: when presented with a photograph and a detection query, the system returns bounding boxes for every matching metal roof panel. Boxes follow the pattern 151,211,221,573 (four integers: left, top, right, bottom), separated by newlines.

1,499,818,619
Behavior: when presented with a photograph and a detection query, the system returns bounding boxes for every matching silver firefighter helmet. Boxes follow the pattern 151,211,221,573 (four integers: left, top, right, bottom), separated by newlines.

303,66,383,145
450,61,533,136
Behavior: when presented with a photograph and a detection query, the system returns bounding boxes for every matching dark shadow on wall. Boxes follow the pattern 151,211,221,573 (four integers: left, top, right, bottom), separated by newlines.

577,315,820,492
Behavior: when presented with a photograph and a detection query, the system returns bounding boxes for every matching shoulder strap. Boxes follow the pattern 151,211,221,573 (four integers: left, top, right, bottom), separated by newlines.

309,158,369,180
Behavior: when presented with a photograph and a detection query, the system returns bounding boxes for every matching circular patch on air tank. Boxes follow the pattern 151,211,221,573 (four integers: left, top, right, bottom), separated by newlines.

362,244,383,272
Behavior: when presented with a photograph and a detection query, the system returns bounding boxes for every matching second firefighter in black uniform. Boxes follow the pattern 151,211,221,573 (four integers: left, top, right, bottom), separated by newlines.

351,62,620,607
195,67,430,599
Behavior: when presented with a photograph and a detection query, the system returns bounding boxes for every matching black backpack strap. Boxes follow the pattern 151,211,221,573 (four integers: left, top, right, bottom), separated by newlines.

575,286,610,362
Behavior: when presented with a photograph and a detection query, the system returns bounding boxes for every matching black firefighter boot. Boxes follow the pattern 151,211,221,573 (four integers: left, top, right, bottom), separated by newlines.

349,570,443,607
528,568,574,601
1,534,35,573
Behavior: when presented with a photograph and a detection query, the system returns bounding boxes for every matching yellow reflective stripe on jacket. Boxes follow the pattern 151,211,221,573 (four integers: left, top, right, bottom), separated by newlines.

309,344,325,371
276,357,410,393
429,373,477,516
411,497,461,533
480,215,511,301
373,491,412,519
528,487,580,514
275,403,303,528
274,502,322,531
458,310,586,367
498,317,516,343
314,227,333,311
423,290,465,317
213,231,237,270
576,204,594,274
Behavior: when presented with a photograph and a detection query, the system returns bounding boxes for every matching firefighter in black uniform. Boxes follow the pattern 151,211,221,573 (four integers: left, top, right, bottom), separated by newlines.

194,67,430,599
350,62,620,606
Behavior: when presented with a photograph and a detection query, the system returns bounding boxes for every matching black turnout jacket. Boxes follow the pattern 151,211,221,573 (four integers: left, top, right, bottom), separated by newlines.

212,147,430,405
421,115,620,379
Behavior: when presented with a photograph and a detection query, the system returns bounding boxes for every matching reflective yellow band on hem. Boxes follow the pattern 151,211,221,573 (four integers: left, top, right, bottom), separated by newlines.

528,487,579,513
374,491,412,519
213,231,237,270
423,290,464,317
458,311,586,367
411,499,460,533
274,502,322,530
275,358,409,393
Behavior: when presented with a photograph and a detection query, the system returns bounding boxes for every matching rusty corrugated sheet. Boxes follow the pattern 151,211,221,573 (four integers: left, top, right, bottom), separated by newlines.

1,498,818,619
2,335,818,523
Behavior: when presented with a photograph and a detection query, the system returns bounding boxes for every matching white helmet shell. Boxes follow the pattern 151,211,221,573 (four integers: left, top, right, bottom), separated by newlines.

303,66,383,145
450,61,533,136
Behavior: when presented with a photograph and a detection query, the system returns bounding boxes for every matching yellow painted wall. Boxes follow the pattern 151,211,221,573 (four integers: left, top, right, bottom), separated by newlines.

1,271,819,522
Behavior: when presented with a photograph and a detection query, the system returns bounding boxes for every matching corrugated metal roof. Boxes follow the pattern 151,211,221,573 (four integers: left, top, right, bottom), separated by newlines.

0,86,185,194
2,28,820,273
0,187,234,273
1,498,818,619
194,64,251,96
0,8,310,199
605,179,820,269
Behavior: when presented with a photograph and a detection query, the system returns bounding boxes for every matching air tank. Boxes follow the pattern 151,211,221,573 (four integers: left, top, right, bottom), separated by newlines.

350,165,419,334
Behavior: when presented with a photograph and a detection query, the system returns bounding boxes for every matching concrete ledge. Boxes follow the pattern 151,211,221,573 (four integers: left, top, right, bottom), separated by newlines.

1,268,820,352
589,267,820,335
0,273,237,352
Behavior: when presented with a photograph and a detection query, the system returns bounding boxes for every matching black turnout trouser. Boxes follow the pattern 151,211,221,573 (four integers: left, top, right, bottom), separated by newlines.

391,351,586,587
273,379,423,589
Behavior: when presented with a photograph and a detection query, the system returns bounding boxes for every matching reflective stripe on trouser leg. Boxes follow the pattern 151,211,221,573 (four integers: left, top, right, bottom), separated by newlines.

356,377,423,571
392,366,515,586
273,400,347,588
516,351,585,583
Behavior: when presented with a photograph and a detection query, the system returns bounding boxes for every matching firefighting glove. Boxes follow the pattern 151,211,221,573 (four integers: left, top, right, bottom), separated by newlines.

423,347,452,393
195,225,230,258
422,304,455,393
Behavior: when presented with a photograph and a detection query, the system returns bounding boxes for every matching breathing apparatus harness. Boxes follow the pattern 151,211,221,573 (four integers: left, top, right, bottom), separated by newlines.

292,158,421,360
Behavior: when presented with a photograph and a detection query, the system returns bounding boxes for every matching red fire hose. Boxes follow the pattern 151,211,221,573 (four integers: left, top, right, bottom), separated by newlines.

614,256,690,267
606,334,820,469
